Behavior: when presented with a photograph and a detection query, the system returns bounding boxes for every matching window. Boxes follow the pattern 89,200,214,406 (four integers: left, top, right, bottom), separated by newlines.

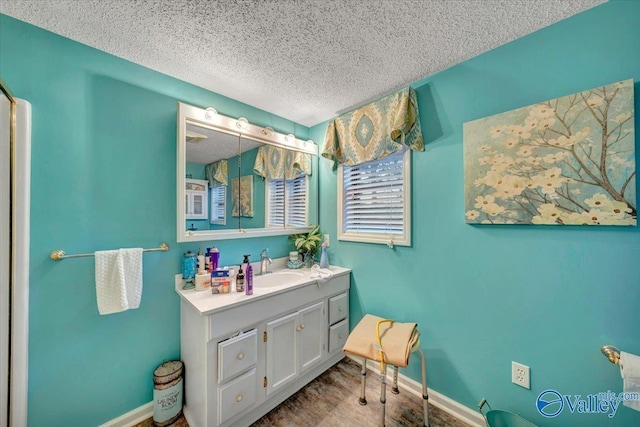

266,174,308,227
209,185,226,225
338,148,411,246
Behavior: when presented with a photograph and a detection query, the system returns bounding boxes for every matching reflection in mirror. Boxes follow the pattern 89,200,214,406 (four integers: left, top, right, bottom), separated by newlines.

177,102,318,242
184,122,245,232
249,141,317,230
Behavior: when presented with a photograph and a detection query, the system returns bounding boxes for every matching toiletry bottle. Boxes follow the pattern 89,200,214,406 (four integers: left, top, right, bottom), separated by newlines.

245,262,253,295
242,255,250,273
242,255,253,295
197,248,205,273
210,246,220,272
204,248,211,272
319,243,329,269
236,265,245,292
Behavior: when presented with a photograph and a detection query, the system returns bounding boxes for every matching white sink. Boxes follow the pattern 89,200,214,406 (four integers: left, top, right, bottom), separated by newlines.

253,269,305,289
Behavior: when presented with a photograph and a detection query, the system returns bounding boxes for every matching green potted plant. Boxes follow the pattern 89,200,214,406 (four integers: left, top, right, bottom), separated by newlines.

289,225,323,267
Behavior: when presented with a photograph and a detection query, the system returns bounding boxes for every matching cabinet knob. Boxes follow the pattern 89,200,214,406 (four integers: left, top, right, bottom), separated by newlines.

339,307,343,312
339,334,344,339
300,324,305,329
237,353,244,360
236,394,243,402
296,326,301,332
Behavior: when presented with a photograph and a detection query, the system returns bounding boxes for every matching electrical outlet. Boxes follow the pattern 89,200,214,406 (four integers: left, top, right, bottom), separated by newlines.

324,234,330,246
512,361,530,389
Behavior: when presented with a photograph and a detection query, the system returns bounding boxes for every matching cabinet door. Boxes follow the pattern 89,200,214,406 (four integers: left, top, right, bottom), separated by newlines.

192,192,205,217
299,301,325,373
185,179,209,219
265,312,298,395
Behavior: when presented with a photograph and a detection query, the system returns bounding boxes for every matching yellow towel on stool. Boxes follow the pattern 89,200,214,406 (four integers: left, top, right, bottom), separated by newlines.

343,314,419,368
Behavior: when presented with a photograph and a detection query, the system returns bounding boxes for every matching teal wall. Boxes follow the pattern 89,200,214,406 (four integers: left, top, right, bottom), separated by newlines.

2,1,639,426
312,1,640,426
0,14,308,426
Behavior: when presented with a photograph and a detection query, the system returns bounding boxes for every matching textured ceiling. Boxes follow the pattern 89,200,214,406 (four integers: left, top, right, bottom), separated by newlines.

186,122,261,165
1,0,605,127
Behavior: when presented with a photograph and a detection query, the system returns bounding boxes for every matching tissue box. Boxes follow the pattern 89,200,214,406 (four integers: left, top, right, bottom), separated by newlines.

211,269,230,294
212,270,230,284
211,269,229,280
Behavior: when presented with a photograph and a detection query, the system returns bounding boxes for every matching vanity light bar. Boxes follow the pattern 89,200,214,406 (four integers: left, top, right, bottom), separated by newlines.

180,102,317,155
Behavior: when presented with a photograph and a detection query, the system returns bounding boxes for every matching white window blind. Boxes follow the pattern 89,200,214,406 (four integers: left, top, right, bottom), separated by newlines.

210,185,226,225
339,148,410,245
267,179,285,227
267,175,308,227
286,176,308,227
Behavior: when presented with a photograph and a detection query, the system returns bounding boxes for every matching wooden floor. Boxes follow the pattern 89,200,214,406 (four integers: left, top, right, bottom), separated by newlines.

136,357,473,427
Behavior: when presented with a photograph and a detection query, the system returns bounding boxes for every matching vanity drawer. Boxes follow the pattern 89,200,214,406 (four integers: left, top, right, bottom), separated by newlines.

217,368,258,425
328,318,349,353
328,292,348,325
218,329,257,383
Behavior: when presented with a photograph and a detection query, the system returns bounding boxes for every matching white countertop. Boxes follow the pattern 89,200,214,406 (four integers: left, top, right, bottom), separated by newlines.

175,258,350,316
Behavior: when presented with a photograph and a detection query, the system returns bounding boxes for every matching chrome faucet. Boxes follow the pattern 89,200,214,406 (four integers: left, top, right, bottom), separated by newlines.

260,248,272,275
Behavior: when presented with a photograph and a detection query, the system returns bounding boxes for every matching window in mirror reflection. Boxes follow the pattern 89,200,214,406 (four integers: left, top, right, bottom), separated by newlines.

287,175,308,226
210,185,227,225
265,174,308,227
255,145,311,228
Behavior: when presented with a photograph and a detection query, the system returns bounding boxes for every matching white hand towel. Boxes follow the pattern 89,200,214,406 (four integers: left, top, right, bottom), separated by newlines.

95,248,143,315
620,351,640,411
309,265,333,286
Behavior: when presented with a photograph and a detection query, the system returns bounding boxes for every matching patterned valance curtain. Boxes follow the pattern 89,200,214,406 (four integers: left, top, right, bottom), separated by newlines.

205,159,228,188
253,145,312,180
321,87,424,166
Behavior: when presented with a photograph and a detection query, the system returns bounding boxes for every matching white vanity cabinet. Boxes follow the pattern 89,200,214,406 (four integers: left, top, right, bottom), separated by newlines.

185,178,208,219
177,265,350,427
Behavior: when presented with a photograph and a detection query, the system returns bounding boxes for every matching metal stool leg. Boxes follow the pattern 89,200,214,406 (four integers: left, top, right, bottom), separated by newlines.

418,349,429,427
391,366,399,394
379,363,387,427
359,358,367,405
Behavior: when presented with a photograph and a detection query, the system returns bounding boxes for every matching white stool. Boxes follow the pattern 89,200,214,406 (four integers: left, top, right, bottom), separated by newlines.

343,314,429,427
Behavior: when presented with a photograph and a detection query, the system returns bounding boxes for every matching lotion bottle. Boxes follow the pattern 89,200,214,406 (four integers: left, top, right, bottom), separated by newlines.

236,265,245,292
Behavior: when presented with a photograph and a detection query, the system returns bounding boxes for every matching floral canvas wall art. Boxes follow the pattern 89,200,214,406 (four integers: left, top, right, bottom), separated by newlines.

464,79,635,225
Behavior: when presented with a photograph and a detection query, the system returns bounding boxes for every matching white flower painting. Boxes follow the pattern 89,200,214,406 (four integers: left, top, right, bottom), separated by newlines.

464,79,636,225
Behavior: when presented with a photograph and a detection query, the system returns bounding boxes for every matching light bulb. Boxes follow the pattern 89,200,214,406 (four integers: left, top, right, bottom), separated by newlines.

204,107,217,119
236,117,249,129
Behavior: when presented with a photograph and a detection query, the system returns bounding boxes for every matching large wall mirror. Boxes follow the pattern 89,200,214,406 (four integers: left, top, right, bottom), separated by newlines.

177,102,318,242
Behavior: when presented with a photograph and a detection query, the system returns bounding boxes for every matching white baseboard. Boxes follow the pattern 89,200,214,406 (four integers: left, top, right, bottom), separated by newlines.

352,356,485,427
99,402,153,427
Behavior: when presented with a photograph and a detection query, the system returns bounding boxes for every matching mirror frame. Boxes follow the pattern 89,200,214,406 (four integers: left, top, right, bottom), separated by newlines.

177,102,318,242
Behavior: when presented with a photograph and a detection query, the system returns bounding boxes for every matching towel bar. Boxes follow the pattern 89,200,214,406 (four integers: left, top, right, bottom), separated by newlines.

602,345,621,365
50,243,169,261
